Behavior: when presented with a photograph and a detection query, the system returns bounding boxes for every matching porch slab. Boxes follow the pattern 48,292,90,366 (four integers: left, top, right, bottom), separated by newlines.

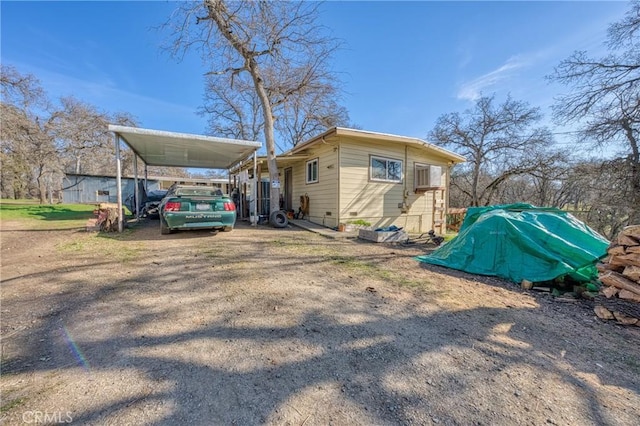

289,219,357,239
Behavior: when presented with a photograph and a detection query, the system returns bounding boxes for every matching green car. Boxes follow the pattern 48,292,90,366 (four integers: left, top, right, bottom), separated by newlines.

159,185,236,234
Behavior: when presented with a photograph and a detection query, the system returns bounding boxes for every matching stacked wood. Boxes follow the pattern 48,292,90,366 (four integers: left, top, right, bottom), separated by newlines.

92,203,123,232
595,225,640,325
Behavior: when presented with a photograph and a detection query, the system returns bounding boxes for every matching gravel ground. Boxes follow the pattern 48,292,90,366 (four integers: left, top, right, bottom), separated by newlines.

1,219,639,425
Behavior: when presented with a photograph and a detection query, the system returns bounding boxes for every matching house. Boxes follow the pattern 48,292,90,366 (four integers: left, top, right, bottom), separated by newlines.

235,127,465,234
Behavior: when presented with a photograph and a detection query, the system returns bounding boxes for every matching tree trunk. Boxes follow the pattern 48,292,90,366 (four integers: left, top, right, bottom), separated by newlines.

204,0,281,214
250,65,280,214
622,118,640,224
36,171,46,204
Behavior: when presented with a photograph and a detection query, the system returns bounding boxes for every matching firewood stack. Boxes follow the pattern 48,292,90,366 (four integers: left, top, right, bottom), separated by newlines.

92,203,122,232
595,225,640,325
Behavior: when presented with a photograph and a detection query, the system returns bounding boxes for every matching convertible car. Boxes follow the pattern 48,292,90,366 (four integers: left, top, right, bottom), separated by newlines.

159,185,236,234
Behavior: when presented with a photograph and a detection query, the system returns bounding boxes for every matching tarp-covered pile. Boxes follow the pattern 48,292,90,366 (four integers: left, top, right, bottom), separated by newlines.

416,204,610,284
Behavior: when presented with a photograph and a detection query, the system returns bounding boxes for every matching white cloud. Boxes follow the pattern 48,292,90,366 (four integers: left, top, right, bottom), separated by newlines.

7,59,203,131
456,55,531,101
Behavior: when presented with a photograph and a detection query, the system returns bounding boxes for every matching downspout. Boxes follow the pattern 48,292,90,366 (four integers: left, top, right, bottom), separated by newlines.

403,145,409,209
115,133,123,233
337,143,341,228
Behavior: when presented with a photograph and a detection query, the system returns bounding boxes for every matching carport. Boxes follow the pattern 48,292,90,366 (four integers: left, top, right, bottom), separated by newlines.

109,125,261,232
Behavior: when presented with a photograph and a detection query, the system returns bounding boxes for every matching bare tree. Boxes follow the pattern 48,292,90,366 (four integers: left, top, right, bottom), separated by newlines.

50,97,114,174
549,0,640,224
2,65,142,200
276,87,350,147
1,65,60,203
429,94,556,206
167,0,343,213
199,74,264,142
558,159,632,239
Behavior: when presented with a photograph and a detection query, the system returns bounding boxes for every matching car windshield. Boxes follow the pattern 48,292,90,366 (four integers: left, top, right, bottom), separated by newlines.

174,188,223,197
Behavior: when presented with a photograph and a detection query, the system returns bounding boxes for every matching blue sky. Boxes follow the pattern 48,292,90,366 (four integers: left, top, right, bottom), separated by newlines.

0,1,630,151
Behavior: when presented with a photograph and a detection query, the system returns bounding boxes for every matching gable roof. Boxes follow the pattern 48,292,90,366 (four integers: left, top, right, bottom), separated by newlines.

288,127,466,163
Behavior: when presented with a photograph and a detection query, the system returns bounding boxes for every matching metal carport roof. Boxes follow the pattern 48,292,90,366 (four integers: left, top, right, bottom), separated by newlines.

108,125,261,169
108,125,261,232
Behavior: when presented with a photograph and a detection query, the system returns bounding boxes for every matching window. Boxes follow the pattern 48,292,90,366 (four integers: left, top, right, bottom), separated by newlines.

306,158,319,184
370,156,403,183
414,163,443,190
97,190,109,196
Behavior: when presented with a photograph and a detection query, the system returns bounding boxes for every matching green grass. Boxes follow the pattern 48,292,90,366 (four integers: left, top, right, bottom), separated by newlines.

443,232,458,242
0,201,95,227
328,254,440,290
0,397,27,414
347,219,372,227
0,201,133,230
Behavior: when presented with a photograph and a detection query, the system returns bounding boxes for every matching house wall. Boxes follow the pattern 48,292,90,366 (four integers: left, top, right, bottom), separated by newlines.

338,137,451,233
286,141,339,228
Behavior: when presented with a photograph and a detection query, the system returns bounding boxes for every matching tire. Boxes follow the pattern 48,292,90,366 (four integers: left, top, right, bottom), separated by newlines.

160,217,172,235
270,210,288,228
222,226,233,232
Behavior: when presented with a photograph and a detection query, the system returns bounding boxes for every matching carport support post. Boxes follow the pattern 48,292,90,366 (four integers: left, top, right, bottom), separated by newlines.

133,155,139,219
252,151,257,227
115,133,124,233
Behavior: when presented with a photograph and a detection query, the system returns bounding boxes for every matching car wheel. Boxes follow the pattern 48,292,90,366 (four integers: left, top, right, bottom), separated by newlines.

160,217,172,235
270,210,289,228
222,226,233,232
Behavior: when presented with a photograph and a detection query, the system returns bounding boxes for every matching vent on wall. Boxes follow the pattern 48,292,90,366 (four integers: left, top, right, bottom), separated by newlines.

349,212,358,216
326,212,332,216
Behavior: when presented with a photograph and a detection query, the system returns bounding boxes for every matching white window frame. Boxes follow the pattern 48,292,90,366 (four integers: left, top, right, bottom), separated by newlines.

306,158,319,184
414,163,443,190
370,155,403,183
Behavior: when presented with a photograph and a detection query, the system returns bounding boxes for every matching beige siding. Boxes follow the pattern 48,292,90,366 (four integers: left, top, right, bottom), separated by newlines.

339,137,450,233
290,142,339,228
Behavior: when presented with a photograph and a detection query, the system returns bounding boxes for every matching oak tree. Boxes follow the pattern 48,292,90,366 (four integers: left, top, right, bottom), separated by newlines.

549,0,640,224
167,0,344,213
429,94,556,206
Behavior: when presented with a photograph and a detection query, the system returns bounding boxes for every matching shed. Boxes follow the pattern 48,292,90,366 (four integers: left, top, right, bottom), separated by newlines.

62,173,161,206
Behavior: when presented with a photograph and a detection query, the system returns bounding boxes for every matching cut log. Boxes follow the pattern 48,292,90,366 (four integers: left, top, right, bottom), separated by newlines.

521,279,533,290
601,286,619,298
600,271,640,296
621,225,640,239
607,246,627,256
616,253,640,267
617,234,640,247
626,246,640,254
619,289,640,303
597,262,624,273
594,305,614,320
623,265,640,282
608,253,640,268
613,311,639,325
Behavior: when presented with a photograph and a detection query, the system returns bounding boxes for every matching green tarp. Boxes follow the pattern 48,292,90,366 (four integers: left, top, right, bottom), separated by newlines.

416,204,610,284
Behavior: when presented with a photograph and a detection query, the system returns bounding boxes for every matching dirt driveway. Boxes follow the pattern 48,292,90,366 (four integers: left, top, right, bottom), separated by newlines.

1,219,639,425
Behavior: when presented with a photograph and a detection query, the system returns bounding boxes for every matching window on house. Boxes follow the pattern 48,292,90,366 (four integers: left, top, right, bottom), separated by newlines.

414,163,443,189
306,158,319,184
370,156,403,183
